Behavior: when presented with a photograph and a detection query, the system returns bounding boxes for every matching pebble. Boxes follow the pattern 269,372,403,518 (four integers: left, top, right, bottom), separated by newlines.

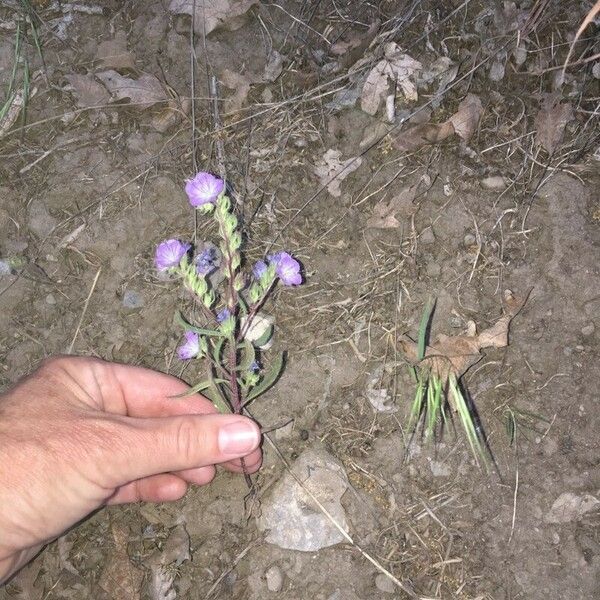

45,293,57,305
481,175,508,190
0,259,11,276
375,573,396,594
581,323,595,337
265,565,284,592
463,233,476,246
122,289,144,309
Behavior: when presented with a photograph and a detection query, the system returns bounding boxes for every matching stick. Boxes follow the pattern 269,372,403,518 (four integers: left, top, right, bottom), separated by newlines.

67,267,101,354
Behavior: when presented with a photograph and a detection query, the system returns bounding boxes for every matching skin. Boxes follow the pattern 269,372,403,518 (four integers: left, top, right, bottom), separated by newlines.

0,356,262,584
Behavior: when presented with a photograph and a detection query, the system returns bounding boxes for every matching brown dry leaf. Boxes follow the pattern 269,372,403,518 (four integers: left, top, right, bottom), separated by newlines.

64,74,111,108
398,289,529,381
96,32,136,71
534,97,573,154
220,69,256,113
448,94,484,142
313,149,362,197
394,120,454,152
151,97,192,133
96,70,167,109
367,183,418,228
98,523,143,600
169,0,258,36
360,43,422,115
330,20,380,69
263,50,284,82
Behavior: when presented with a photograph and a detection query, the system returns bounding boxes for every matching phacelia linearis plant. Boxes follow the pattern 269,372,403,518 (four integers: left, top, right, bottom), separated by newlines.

155,172,302,418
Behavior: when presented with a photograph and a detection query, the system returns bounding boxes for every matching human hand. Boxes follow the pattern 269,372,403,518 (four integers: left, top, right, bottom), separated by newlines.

0,357,262,583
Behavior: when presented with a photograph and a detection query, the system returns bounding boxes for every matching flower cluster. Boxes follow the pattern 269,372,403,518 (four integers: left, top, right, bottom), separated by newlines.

154,171,303,416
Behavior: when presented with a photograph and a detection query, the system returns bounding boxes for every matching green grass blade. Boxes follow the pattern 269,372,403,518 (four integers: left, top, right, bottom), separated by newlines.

449,375,485,466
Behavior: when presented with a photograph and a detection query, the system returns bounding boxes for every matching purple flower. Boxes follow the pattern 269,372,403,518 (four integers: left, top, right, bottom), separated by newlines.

155,239,190,271
216,307,231,323
270,251,302,286
195,245,218,275
177,331,200,360
253,259,268,279
185,172,224,207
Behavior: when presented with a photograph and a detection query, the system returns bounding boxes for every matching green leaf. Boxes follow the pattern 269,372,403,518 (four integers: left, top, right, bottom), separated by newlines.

212,336,226,364
244,352,285,403
175,311,224,337
173,378,228,398
237,339,256,372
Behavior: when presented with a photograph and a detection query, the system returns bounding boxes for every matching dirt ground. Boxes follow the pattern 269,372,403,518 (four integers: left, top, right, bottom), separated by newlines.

1,1,599,598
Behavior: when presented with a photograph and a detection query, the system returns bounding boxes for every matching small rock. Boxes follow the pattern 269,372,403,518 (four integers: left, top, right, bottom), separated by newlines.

581,323,595,337
257,446,349,551
0,259,11,276
45,293,57,305
480,175,508,190
375,573,396,594
429,459,451,477
545,492,600,523
420,228,435,245
463,233,477,246
265,565,284,592
122,289,144,309
426,262,441,277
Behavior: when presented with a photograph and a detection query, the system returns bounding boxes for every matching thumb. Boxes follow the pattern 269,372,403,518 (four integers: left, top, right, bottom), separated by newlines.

104,413,261,487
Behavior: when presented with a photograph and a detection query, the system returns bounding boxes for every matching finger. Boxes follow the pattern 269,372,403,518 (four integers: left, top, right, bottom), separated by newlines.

107,473,188,504
221,448,263,474
105,413,261,486
176,465,216,486
93,361,219,418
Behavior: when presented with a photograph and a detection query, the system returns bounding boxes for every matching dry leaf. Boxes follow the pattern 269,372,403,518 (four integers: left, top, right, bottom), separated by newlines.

534,97,573,154
398,289,529,382
329,20,380,69
367,183,418,228
98,523,143,600
313,149,362,197
448,94,484,142
96,32,136,71
394,121,454,152
96,70,167,108
64,74,111,108
151,97,192,132
169,0,258,36
263,50,284,82
220,69,255,113
0,85,38,138
360,43,422,115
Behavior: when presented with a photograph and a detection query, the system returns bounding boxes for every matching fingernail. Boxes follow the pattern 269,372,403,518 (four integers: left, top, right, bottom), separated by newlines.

218,420,260,455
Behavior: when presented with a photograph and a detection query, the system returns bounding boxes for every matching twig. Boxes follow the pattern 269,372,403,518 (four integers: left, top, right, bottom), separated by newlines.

67,267,101,354
508,466,519,543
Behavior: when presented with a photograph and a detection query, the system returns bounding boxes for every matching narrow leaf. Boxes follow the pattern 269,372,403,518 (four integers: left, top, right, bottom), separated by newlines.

175,311,224,337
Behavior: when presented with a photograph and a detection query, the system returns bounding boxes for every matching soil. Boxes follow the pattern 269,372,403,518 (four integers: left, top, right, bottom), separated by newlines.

1,1,599,599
